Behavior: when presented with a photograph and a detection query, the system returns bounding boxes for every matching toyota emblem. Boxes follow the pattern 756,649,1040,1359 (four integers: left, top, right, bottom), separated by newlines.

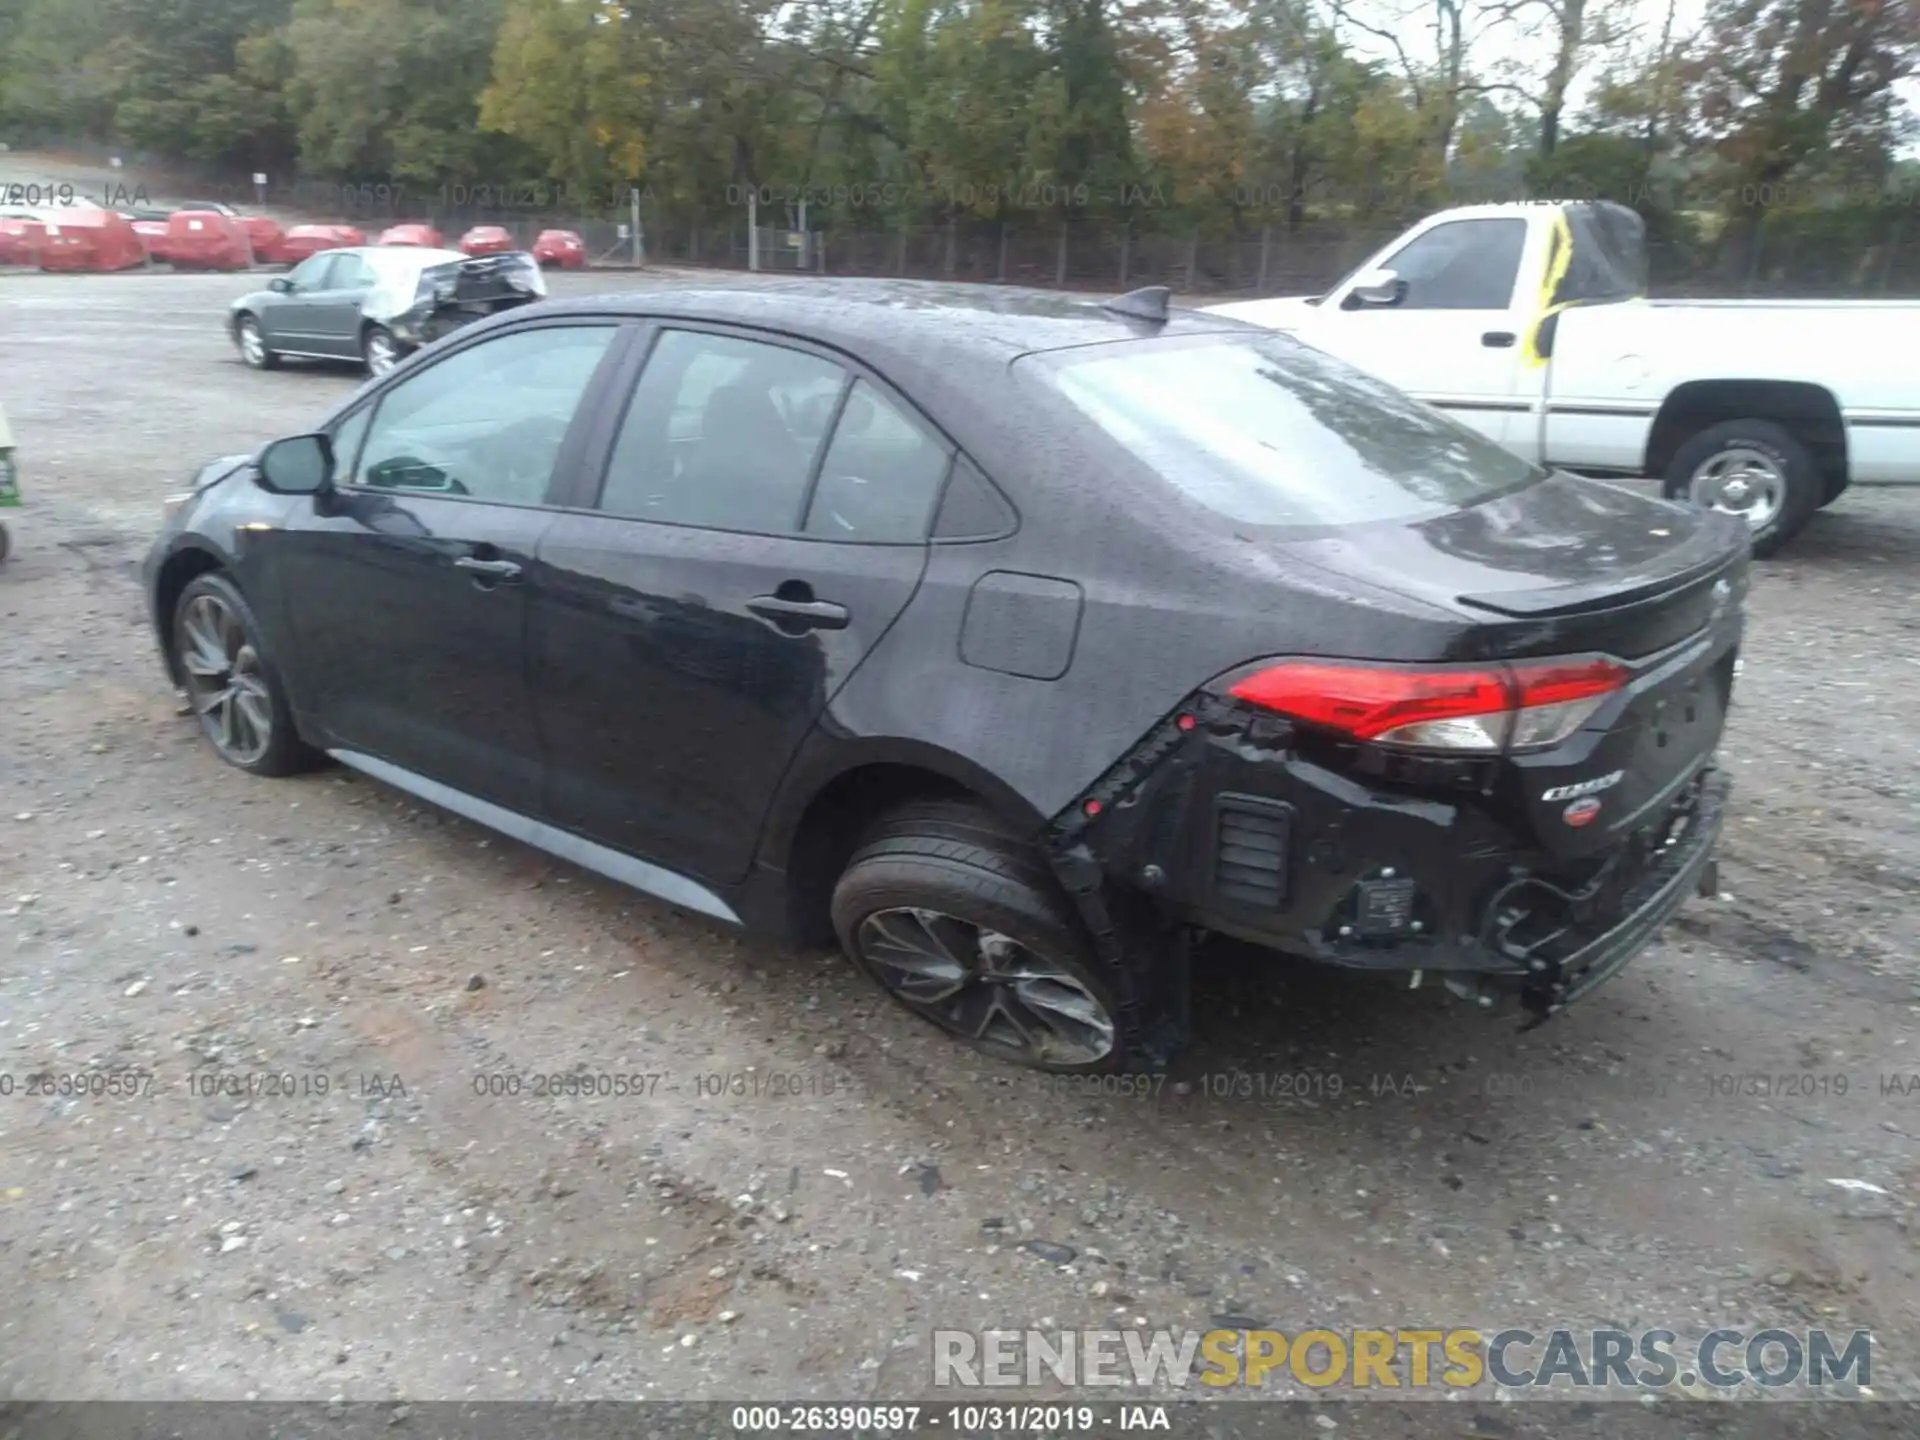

1563,797,1603,827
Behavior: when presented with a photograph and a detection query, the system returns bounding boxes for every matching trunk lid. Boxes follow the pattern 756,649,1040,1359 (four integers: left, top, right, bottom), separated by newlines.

1276,471,1750,663
1275,472,1749,860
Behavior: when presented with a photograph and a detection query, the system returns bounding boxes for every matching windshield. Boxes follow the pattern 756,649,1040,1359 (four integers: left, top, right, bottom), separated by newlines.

1027,330,1546,528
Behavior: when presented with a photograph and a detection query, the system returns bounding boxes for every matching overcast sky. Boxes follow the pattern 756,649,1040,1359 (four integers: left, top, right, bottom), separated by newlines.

1341,0,1920,146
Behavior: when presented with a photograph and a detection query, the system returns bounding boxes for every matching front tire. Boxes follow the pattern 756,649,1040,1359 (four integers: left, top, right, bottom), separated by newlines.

235,313,279,370
173,573,317,777
1663,418,1819,558
830,800,1126,1072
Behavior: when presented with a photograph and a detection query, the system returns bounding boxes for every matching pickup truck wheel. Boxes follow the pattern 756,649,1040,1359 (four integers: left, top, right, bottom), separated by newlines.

831,801,1126,1073
1664,419,1818,558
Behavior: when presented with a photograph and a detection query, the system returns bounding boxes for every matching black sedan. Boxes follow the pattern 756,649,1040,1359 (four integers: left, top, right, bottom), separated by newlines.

228,244,546,377
146,281,1747,1071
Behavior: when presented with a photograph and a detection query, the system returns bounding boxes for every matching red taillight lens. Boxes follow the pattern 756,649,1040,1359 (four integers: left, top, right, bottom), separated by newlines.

1509,657,1630,708
1229,663,1511,742
1227,656,1629,753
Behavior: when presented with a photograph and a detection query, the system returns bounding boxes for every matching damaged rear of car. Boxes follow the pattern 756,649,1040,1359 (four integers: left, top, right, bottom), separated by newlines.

1018,327,1744,1037
377,249,547,360
229,246,548,377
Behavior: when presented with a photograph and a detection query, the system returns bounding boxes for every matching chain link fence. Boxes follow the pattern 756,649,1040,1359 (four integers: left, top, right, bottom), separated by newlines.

12,141,1920,297
345,199,1920,299
633,214,1920,298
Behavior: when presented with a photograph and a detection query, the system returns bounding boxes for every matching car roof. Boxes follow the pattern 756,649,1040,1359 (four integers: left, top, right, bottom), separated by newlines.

532,279,1256,362
355,244,468,267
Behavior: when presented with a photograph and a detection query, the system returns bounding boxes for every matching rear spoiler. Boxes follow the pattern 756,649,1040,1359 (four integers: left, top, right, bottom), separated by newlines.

1456,512,1748,619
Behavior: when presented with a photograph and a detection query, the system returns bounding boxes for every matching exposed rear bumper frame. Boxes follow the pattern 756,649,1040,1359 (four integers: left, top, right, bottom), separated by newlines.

1042,690,1731,1058
1515,765,1728,1021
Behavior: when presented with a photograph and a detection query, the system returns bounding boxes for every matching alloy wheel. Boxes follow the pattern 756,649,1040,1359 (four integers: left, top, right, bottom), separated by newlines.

238,319,266,367
177,592,274,766
855,906,1117,1066
364,329,398,377
1688,447,1786,533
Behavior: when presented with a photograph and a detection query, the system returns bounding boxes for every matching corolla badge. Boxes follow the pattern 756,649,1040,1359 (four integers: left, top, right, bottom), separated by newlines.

1541,770,1623,803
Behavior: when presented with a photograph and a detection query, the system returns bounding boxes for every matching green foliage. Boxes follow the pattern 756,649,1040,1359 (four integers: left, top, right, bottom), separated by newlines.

478,0,654,187
0,0,124,139
0,0,1911,254
284,0,520,183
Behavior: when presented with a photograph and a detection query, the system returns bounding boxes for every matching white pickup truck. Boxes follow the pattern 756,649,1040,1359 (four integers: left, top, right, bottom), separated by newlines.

1204,200,1920,555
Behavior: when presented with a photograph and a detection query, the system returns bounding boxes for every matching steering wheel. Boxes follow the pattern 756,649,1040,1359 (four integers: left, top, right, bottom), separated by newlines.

364,447,467,494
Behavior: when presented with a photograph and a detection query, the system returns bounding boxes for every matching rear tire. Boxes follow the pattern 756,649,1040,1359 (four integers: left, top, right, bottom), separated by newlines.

830,799,1126,1073
235,313,279,370
362,324,402,378
1662,418,1819,558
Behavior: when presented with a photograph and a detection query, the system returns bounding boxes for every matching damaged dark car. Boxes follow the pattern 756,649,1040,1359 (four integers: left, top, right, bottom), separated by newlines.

228,244,546,378
148,281,1747,1072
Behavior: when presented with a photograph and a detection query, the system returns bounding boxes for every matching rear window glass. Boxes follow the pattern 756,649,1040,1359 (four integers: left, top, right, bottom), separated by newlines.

1026,331,1545,527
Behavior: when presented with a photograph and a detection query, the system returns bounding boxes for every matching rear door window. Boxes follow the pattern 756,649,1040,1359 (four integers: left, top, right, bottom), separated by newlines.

598,328,847,533
1028,331,1545,528
803,380,951,542
330,253,377,289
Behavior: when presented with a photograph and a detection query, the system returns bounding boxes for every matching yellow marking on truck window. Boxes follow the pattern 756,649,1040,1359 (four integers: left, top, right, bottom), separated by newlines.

1523,207,1576,369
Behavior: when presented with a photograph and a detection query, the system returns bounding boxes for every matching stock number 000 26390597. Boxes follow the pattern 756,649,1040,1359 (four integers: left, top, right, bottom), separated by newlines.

730,1406,1115,1432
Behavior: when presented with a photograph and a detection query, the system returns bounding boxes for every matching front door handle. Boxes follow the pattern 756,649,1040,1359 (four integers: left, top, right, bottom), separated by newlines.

747,594,850,631
455,556,522,581
1482,331,1517,348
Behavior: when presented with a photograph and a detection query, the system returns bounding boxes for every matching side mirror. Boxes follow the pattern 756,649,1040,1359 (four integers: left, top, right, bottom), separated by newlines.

256,432,333,495
1343,268,1406,309
269,276,293,293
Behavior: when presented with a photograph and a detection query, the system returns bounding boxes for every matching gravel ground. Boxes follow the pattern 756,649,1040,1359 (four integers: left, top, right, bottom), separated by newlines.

1,268,1918,1433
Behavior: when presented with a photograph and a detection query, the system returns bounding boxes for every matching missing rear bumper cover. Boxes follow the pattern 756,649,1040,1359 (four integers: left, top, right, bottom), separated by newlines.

1046,693,1729,1042
1513,765,1728,1021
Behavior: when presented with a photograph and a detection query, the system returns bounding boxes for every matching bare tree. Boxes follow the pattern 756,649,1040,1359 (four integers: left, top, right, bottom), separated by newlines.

1470,0,1635,155
1321,0,1475,162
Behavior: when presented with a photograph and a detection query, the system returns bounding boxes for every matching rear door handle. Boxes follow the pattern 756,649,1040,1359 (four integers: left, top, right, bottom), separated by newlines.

747,595,850,631
1482,331,1517,347
455,556,522,581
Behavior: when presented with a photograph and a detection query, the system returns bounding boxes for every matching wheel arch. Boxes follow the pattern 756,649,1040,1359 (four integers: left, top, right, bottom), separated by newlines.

1645,379,1848,499
761,741,1052,947
153,543,229,685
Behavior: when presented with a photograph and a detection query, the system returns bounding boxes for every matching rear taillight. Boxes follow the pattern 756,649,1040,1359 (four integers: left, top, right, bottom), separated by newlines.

1505,657,1630,749
1227,655,1629,753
